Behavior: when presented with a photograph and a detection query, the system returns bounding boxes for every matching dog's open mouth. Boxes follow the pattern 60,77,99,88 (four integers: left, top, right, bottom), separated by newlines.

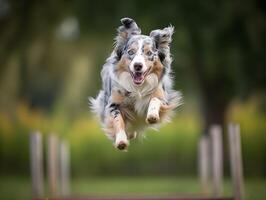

130,68,150,85
132,72,144,85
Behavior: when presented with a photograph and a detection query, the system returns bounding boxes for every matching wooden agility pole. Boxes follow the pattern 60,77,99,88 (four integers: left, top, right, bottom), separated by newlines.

60,140,71,196
198,135,210,194
228,124,244,200
30,131,44,198
47,134,60,197
210,125,223,197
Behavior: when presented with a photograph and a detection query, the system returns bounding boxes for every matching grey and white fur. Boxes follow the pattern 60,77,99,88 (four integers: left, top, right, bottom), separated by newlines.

90,18,182,150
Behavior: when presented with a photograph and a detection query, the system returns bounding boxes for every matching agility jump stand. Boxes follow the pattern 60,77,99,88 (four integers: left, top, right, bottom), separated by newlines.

30,123,244,200
198,125,223,196
30,133,70,198
198,124,244,200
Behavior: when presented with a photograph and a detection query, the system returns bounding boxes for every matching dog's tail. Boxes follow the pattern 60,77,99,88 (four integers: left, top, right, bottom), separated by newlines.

159,90,183,122
88,90,106,122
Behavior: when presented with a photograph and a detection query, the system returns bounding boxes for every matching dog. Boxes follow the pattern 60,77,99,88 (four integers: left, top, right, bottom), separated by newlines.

90,18,182,150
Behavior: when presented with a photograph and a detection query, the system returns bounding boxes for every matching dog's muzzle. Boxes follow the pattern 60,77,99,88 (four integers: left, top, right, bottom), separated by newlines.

130,63,150,85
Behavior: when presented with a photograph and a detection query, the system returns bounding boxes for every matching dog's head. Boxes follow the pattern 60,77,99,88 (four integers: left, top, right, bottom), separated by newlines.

114,18,174,86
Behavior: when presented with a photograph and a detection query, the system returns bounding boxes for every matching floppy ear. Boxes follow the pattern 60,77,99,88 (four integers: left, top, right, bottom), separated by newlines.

150,26,174,62
115,18,141,59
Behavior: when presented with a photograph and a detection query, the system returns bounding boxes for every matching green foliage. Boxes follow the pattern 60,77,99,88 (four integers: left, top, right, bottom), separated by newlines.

69,113,199,176
0,99,265,177
0,0,265,182
227,96,266,176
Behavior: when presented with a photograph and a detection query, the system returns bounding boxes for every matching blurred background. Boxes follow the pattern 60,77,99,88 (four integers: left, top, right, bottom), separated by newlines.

0,0,265,199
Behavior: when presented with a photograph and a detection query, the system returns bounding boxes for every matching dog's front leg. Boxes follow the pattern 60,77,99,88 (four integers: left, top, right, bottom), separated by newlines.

108,103,128,150
146,97,161,124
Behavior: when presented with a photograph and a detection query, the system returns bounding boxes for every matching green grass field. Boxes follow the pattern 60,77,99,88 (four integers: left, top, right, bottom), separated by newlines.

0,176,265,200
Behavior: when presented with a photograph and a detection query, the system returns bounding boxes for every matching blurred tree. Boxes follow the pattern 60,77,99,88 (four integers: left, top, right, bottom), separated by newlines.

0,0,67,111
173,0,266,133
0,0,265,133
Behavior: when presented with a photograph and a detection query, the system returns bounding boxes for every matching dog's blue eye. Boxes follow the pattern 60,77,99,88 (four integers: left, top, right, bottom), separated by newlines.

146,51,153,56
128,50,135,56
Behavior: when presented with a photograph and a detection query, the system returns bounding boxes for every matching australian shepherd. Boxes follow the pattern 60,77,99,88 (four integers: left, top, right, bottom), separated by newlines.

90,18,182,150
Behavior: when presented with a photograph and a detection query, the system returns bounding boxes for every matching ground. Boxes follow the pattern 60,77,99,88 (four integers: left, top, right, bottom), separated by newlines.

0,176,265,200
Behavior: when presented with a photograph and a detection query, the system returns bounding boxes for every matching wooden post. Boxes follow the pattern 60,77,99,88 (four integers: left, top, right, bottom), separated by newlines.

60,140,70,196
198,135,210,194
47,134,59,197
228,124,244,200
210,125,223,197
30,132,44,198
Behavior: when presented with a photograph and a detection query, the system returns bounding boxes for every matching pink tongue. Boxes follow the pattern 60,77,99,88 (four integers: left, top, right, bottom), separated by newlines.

134,73,143,83
135,75,142,81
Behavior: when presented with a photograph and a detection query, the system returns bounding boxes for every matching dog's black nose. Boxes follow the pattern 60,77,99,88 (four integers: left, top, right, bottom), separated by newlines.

134,63,143,71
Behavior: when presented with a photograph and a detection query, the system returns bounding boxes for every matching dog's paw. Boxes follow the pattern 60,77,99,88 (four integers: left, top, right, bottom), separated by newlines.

115,131,129,151
146,113,160,124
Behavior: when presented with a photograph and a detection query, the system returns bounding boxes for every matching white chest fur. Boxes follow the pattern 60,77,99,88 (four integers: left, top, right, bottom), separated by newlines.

116,72,159,116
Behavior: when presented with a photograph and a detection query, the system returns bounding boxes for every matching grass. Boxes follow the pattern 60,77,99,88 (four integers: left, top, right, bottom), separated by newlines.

72,176,200,195
0,176,31,200
0,176,265,200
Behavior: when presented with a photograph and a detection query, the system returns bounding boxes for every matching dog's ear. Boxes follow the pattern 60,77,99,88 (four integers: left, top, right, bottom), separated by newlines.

118,18,141,39
150,26,174,62
115,18,141,60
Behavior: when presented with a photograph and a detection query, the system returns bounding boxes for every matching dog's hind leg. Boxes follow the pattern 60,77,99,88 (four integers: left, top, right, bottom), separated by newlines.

107,103,129,150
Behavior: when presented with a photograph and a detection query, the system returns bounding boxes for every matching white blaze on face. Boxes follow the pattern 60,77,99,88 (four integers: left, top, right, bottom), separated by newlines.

129,39,148,73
